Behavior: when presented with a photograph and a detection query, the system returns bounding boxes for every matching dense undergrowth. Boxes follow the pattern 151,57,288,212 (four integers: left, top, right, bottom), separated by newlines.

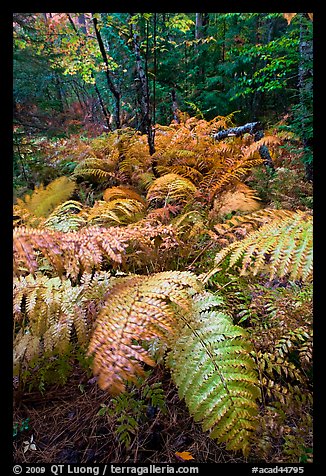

13,115,313,464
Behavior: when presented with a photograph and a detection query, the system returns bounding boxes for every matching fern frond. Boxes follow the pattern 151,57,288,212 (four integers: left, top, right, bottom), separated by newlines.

43,200,88,232
13,223,179,278
103,186,147,205
73,158,115,182
171,210,209,241
13,275,92,367
87,271,203,394
202,155,265,201
204,210,312,282
161,165,204,184
210,182,261,220
146,173,197,203
241,135,280,161
167,292,260,455
14,177,76,223
14,329,40,372
87,199,146,226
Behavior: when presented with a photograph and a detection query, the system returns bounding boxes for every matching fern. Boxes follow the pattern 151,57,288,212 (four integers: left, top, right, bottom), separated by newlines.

13,275,92,370
146,173,197,204
73,158,115,182
87,271,203,394
210,182,261,220
13,223,179,278
166,292,259,456
204,210,313,282
14,177,76,224
43,200,88,232
103,186,147,205
87,199,146,226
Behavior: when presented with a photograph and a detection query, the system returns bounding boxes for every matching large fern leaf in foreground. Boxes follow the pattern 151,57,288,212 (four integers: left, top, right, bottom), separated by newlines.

87,271,202,394
166,293,260,455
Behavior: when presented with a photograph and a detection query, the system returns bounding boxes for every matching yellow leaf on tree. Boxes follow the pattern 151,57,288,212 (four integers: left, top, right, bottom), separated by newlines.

283,13,297,24
175,451,194,461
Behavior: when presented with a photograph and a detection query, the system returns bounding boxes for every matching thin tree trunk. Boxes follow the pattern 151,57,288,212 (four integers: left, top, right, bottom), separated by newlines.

66,13,113,131
92,13,121,129
130,17,155,156
195,13,203,40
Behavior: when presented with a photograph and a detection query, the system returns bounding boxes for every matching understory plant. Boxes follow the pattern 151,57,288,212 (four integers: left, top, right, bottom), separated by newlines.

13,115,313,460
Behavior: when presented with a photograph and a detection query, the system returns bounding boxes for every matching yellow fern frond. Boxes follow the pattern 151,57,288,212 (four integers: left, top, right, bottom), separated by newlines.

87,199,146,226
146,173,197,203
43,200,88,232
73,158,115,182
15,177,76,222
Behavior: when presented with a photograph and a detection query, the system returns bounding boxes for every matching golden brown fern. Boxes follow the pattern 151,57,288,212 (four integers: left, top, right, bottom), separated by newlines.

209,182,261,220
86,199,146,226
87,271,202,394
102,186,147,205
13,223,179,278
146,173,197,204
73,157,115,182
88,279,259,453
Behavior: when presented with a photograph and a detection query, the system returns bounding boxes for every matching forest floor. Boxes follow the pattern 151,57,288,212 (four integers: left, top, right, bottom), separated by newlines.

13,366,245,464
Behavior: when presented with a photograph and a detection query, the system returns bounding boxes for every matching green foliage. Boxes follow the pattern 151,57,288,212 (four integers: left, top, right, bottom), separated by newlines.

13,418,30,438
205,210,312,282
167,292,259,456
98,374,166,448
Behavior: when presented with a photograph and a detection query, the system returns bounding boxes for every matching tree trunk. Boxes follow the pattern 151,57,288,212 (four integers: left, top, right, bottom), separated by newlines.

213,122,275,171
66,14,113,131
130,17,155,156
92,14,121,129
195,13,203,40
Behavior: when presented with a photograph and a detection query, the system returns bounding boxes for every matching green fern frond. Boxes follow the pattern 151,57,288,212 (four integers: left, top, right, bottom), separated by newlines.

146,173,197,203
203,210,312,283
167,292,260,455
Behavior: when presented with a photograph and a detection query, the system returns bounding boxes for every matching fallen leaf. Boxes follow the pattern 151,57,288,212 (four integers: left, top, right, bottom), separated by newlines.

175,451,194,461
